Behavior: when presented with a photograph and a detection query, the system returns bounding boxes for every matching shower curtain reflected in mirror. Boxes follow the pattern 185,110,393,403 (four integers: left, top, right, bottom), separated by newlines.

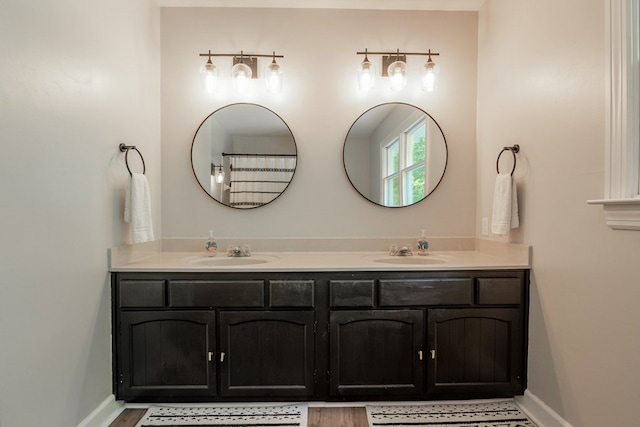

227,155,297,208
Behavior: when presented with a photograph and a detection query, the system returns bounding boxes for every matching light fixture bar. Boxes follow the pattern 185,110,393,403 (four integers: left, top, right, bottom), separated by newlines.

356,50,440,57
198,52,284,59
199,51,284,81
356,49,440,85
357,49,440,76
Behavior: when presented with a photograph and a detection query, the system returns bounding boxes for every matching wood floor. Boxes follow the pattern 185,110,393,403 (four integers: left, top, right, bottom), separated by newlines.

109,407,369,427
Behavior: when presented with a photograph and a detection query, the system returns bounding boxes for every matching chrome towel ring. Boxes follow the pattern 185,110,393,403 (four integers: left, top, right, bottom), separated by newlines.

119,143,146,175
496,144,520,175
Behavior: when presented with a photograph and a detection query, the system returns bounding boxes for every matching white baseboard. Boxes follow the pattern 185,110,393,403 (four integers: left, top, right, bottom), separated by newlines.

77,395,124,427
515,390,573,427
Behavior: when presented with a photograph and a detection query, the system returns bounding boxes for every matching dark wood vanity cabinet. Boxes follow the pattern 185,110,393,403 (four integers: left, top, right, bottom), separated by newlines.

219,310,315,398
117,310,217,399
112,269,529,402
329,310,424,397
427,308,523,397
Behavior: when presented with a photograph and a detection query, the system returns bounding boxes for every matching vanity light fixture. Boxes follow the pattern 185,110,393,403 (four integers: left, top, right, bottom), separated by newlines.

387,49,407,91
198,50,284,95
211,163,225,184
231,51,253,94
265,52,283,94
421,49,439,92
200,50,219,94
356,49,440,92
357,49,376,91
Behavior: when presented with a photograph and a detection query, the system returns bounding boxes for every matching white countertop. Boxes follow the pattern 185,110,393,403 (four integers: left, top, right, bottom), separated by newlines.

109,242,530,273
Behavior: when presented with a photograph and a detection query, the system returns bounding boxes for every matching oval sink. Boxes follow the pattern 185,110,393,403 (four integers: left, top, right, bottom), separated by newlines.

372,256,447,265
190,256,278,267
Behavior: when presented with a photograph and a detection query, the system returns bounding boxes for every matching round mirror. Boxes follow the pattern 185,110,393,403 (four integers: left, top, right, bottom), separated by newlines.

343,103,447,207
191,103,297,209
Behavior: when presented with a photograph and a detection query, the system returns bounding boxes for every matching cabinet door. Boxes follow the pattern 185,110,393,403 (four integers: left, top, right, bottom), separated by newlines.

219,311,315,397
118,311,216,400
329,310,424,397
427,308,523,397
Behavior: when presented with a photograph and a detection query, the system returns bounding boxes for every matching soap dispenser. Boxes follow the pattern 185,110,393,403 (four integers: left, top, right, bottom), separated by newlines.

417,229,429,256
205,230,218,257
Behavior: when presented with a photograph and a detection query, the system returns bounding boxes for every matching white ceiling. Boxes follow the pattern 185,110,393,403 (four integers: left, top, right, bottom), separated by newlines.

157,0,486,11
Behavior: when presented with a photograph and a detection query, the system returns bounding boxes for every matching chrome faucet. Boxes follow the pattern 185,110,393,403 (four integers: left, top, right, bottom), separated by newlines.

389,244,413,256
227,245,251,257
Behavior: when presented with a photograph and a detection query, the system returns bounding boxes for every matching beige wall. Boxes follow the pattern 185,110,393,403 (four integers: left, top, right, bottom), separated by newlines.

160,8,478,239
478,1,640,425
0,0,160,426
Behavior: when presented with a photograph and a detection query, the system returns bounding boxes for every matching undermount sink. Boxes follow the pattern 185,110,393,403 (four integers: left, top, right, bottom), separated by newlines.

372,256,447,265
189,255,279,267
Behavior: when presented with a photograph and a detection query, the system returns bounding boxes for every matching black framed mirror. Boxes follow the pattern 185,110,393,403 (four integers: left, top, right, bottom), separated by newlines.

191,103,297,209
343,102,447,207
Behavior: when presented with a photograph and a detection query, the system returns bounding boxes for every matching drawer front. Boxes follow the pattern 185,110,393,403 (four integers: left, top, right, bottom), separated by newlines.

269,280,315,308
379,278,473,306
169,280,264,308
330,280,375,307
477,278,522,305
119,280,165,308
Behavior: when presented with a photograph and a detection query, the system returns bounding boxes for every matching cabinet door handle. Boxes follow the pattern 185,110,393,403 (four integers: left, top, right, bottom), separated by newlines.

418,350,423,360
430,350,436,360
208,351,213,362
220,352,225,362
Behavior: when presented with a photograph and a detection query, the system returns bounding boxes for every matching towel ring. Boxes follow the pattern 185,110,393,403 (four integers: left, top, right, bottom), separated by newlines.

496,144,520,175
119,143,146,175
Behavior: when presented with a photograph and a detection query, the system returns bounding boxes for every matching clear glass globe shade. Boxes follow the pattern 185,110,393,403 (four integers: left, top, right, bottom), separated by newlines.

421,61,438,92
387,60,406,91
265,62,283,94
232,62,252,94
357,59,375,91
215,169,225,184
200,61,218,93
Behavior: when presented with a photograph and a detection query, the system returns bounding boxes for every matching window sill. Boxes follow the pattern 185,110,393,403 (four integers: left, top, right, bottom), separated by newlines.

588,198,640,230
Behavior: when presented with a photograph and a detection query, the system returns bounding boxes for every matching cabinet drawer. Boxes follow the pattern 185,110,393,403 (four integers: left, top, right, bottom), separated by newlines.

269,280,315,308
119,280,165,308
477,278,522,305
169,280,264,308
380,278,473,306
330,280,375,307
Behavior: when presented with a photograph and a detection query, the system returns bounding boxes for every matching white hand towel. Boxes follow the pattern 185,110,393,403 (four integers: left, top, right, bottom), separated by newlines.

491,173,519,235
124,173,154,244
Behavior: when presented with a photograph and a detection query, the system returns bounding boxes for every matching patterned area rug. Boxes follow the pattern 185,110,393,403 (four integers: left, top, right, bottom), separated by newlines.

135,403,308,427
366,400,537,427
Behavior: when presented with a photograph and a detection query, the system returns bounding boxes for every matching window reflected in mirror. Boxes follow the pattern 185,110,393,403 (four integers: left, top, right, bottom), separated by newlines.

343,103,447,208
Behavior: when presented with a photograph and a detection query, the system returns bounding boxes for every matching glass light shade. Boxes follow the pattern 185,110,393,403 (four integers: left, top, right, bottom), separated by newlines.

357,58,375,91
421,59,439,92
265,61,283,94
232,62,252,94
387,60,407,91
200,59,218,93
215,168,225,184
